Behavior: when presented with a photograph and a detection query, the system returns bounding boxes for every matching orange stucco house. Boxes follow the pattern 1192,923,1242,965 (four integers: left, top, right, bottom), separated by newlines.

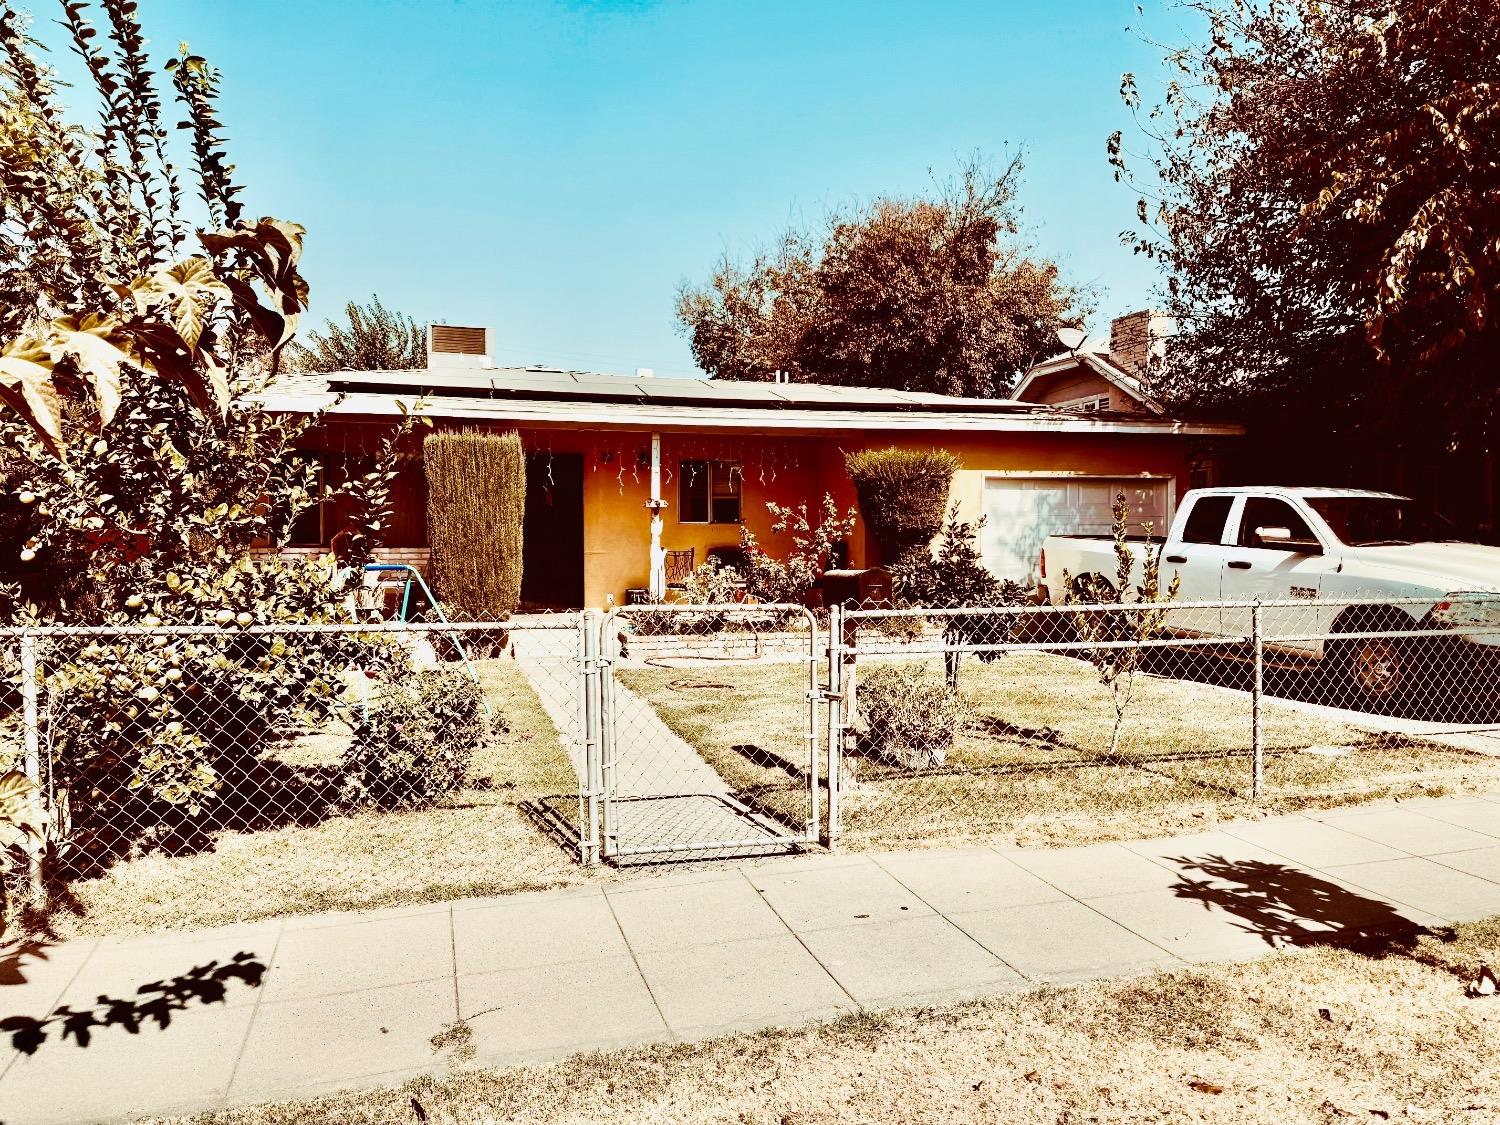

260,322,1239,609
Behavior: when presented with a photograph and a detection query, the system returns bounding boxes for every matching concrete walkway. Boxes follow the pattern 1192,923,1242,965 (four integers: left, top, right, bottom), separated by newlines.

7,794,1500,1124
508,625,791,855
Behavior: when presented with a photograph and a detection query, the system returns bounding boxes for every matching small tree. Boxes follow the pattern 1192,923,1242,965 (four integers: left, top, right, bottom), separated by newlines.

288,296,425,373
739,493,857,604
1063,494,1180,757
424,430,525,618
843,447,959,563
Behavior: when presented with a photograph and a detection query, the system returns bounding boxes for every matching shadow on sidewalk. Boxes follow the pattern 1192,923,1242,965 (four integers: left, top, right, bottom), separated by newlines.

1166,854,1438,956
0,950,266,1056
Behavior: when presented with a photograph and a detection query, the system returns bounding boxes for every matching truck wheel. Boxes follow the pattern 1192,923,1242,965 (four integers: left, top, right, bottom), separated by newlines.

1325,609,1416,710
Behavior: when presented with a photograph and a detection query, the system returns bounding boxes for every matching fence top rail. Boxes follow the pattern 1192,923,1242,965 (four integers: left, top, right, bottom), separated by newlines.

609,601,813,614
0,618,573,638
844,592,1500,620
845,621,1500,656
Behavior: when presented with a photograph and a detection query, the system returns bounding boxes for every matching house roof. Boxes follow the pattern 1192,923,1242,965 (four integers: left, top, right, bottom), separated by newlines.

257,366,1239,436
1013,349,1165,414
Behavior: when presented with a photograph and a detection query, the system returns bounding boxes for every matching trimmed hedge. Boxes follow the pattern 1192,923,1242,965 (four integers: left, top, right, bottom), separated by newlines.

425,429,525,618
843,447,960,561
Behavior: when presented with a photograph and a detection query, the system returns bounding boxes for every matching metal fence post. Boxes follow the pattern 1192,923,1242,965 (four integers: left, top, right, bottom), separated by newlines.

580,610,602,866
823,604,843,849
597,610,618,860
1251,599,1265,801
805,618,821,848
20,631,44,898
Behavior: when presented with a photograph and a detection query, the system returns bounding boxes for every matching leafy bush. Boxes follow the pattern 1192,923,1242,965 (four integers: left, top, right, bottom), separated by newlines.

680,557,743,604
843,447,960,562
739,493,858,603
27,562,413,862
858,664,963,770
341,667,489,810
425,430,526,618
631,558,745,636
889,505,1028,678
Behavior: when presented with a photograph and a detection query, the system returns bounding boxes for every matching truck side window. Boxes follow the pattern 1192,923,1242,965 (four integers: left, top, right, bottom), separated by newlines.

1181,495,1234,544
1239,498,1318,551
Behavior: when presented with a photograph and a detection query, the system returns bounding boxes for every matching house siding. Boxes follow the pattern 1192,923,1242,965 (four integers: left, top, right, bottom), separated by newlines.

1020,369,1138,413
282,418,1206,609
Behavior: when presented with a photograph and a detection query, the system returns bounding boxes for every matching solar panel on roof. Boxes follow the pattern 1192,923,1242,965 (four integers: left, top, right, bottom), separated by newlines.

635,380,785,402
320,367,1042,415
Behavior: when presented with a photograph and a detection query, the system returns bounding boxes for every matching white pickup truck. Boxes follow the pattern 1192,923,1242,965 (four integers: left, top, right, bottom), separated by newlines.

1039,486,1500,702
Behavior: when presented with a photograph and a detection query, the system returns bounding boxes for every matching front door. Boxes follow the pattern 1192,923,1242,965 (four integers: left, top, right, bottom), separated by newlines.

521,452,584,610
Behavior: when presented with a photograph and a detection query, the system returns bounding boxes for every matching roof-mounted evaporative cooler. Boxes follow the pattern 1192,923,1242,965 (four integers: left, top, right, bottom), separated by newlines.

426,324,493,370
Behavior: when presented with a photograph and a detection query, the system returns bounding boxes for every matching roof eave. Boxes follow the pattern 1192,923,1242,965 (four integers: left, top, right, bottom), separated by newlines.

253,390,1244,437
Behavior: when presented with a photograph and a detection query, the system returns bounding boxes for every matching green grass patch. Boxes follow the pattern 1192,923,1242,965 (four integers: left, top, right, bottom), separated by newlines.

620,651,1500,849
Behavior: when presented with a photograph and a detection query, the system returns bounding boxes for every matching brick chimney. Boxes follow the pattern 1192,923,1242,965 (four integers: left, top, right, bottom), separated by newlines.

1108,310,1174,377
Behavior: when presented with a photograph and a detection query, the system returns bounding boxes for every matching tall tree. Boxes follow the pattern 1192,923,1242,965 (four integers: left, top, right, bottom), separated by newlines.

1112,0,1500,448
0,0,401,614
288,295,425,372
0,1,423,888
677,159,1085,398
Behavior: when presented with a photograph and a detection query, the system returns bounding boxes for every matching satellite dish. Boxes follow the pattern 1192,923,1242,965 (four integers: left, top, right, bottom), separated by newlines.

1056,327,1087,353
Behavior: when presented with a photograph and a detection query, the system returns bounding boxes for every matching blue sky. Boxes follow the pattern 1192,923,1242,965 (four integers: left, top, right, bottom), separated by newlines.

37,0,1185,377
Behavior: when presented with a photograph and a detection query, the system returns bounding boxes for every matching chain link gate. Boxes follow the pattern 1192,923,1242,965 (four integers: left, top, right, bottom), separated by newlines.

585,603,823,862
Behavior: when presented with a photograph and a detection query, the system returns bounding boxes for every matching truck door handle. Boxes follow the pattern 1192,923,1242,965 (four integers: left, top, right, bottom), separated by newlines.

1165,554,1187,564
1227,560,1252,570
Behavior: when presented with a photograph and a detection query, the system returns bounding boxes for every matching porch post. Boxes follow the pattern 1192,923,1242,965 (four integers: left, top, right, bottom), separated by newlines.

647,432,667,601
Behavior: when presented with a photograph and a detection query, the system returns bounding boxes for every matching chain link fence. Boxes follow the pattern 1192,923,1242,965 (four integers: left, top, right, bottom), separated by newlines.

597,602,822,862
0,614,593,933
4,594,1499,932
829,594,1500,848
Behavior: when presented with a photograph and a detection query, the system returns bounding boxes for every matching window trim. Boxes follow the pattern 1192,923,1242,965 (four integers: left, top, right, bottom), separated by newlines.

288,458,329,547
678,458,743,525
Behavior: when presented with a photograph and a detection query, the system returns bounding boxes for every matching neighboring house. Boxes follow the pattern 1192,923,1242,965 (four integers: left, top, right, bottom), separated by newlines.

1013,310,1171,415
258,326,1242,608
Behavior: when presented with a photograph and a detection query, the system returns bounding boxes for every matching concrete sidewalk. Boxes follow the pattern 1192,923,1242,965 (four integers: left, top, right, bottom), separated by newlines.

6,794,1500,1124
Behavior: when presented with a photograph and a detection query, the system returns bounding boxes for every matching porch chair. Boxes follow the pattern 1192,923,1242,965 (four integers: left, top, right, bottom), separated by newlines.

664,548,696,590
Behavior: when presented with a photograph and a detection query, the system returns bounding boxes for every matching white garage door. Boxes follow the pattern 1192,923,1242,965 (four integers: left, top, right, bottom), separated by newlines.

980,477,1172,584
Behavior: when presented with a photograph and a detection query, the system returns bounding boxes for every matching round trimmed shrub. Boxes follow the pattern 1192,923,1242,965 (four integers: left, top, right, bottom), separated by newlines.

843,447,960,562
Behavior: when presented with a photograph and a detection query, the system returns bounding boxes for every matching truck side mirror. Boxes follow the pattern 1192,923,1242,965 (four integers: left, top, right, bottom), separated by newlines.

1256,525,1321,554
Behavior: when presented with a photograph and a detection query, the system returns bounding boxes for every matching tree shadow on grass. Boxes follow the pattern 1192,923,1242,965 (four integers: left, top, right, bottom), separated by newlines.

0,950,266,1056
1165,853,1443,958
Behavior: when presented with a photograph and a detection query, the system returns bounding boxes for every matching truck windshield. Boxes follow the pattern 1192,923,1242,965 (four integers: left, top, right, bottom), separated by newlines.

1304,496,1459,547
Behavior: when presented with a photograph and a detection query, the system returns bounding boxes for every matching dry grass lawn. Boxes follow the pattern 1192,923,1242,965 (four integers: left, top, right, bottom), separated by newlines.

153,915,1500,1124
48,659,590,938
620,651,1500,849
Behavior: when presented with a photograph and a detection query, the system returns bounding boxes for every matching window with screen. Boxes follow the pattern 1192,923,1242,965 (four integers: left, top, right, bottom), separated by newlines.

1238,497,1318,551
679,459,742,524
1180,495,1233,544
288,457,328,546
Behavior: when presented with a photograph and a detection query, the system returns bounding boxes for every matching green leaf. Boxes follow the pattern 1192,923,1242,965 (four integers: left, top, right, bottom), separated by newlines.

0,336,63,445
130,256,230,351
48,314,134,426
